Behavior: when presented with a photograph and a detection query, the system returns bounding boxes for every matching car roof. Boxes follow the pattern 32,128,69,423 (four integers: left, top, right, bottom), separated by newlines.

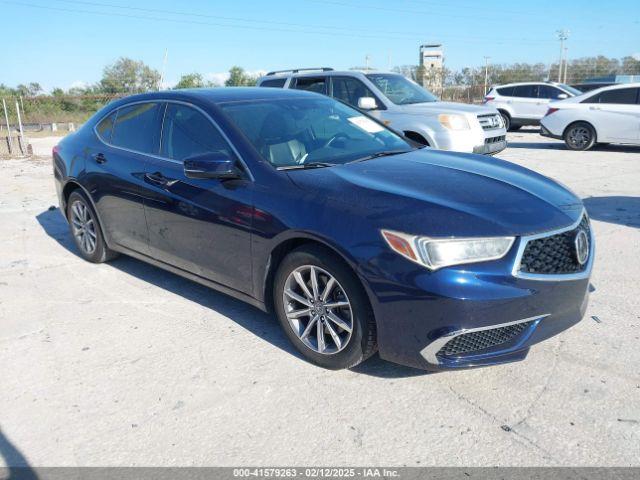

579,81,640,96
493,81,563,88
259,70,394,80
106,87,322,107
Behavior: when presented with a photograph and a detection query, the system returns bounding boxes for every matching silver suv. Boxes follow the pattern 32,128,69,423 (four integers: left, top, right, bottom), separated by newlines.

257,68,507,155
484,82,581,131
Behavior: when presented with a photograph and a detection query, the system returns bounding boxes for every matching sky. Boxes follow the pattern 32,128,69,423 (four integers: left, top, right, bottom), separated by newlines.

3,0,640,91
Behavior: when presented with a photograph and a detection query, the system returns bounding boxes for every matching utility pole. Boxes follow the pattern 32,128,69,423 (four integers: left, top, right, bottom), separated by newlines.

365,54,370,72
563,47,569,83
483,56,491,95
556,29,569,82
159,48,168,91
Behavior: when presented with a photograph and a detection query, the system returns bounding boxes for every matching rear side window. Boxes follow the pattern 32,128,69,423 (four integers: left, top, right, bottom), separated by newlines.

512,85,537,98
331,77,379,109
590,88,639,105
96,111,117,143
496,86,514,96
160,104,232,161
293,77,327,94
111,102,161,154
260,78,286,88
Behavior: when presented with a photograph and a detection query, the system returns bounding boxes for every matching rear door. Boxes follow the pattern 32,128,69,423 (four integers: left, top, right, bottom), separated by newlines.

142,102,254,292
88,102,163,254
510,84,540,119
583,88,640,141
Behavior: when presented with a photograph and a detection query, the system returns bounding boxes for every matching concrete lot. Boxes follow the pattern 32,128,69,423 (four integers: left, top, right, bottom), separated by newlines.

1,130,639,467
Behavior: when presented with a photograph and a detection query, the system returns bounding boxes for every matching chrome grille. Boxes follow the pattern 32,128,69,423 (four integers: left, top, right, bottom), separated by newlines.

477,113,503,130
437,321,534,357
519,215,591,275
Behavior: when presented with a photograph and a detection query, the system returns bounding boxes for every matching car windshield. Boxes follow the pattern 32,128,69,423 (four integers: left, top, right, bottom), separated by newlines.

558,84,582,96
366,73,438,105
220,96,412,168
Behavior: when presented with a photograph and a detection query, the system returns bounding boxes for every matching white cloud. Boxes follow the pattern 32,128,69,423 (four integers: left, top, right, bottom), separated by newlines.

632,53,640,61
69,80,89,90
206,72,229,86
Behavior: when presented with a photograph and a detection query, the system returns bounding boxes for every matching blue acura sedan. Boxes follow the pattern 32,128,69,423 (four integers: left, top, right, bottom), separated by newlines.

53,87,594,370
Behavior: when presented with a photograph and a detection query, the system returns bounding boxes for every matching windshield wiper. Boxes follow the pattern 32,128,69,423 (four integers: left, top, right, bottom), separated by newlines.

348,150,411,164
278,162,336,171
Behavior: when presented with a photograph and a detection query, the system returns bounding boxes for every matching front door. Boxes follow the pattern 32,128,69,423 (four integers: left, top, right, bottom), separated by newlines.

142,103,254,293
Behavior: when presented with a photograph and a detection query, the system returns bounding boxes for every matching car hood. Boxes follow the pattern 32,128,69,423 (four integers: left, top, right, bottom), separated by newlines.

399,101,498,116
287,150,583,237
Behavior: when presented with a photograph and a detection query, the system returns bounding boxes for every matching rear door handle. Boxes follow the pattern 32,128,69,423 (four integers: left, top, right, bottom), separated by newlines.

93,153,107,164
589,106,601,110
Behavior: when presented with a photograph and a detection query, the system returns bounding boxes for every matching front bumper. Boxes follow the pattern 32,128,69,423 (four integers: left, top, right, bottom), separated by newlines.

363,224,593,371
431,127,507,155
540,124,562,140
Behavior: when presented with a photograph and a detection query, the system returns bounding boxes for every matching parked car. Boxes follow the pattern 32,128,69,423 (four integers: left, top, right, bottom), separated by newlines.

484,82,582,131
257,68,507,155
53,88,593,371
541,83,640,151
571,82,616,93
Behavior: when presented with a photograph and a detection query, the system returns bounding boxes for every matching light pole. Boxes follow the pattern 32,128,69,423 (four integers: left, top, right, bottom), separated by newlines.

556,30,569,82
483,56,491,95
563,47,569,83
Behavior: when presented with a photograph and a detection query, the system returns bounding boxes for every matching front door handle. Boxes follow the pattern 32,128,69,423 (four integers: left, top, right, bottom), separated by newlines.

145,172,178,188
589,106,601,110
93,153,107,164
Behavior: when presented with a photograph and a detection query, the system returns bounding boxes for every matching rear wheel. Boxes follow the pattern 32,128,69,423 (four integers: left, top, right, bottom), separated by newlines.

564,122,596,151
67,190,118,263
273,245,376,369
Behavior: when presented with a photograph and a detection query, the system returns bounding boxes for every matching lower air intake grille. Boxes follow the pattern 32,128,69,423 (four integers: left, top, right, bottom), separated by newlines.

437,321,533,357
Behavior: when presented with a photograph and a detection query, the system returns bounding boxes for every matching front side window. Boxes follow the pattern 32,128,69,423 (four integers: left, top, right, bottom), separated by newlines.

331,77,379,109
366,74,437,105
293,77,327,94
220,97,411,168
160,104,232,161
538,85,566,99
111,102,161,154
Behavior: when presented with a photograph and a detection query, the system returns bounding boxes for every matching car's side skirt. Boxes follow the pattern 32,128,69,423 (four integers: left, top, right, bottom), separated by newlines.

111,243,267,312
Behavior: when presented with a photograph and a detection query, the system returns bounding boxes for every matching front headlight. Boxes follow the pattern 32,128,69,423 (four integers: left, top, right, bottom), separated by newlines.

381,230,515,270
438,113,470,131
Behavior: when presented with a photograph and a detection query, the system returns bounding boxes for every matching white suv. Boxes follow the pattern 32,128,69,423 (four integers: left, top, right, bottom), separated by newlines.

540,83,640,150
257,68,507,155
484,82,581,131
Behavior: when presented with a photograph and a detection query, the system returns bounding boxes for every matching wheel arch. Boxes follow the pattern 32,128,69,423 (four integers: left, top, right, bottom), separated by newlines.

261,234,370,315
61,179,112,248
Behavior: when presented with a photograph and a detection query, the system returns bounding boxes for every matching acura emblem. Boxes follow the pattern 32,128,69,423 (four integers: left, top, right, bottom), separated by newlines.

574,229,589,266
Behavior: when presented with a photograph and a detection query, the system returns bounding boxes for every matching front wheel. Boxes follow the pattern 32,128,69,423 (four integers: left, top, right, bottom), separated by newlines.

273,245,377,369
564,122,596,151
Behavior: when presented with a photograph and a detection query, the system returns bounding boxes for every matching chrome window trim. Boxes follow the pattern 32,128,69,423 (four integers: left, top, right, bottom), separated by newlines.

511,209,594,281
420,314,549,365
92,99,254,181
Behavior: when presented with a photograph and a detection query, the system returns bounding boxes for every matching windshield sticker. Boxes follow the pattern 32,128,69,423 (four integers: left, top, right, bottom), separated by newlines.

348,116,384,133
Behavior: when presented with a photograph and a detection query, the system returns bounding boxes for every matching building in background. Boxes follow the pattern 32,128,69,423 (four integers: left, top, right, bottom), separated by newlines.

419,44,444,92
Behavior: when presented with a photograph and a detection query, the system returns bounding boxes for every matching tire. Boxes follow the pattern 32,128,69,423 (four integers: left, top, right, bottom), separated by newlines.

564,122,596,151
66,190,118,263
499,111,511,131
273,245,377,369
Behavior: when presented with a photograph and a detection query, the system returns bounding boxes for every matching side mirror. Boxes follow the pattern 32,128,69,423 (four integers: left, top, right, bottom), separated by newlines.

557,93,569,100
183,152,240,180
357,97,377,110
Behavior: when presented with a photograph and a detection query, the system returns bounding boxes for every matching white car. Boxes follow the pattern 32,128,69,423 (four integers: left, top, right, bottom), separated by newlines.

257,68,507,155
540,83,640,151
484,82,581,131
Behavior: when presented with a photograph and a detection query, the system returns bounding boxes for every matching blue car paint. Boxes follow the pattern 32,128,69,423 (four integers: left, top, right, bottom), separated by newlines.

53,88,592,371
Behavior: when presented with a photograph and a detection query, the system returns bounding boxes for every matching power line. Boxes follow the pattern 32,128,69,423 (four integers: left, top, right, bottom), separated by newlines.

3,0,556,46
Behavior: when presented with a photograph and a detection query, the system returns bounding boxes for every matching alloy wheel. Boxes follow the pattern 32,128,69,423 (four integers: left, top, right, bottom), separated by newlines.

70,200,97,255
567,126,591,149
282,265,353,355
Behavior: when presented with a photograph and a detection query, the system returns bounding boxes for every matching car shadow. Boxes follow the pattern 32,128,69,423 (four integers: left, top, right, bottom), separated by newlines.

35,208,426,378
0,426,38,479
507,141,640,152
583,196,640,228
